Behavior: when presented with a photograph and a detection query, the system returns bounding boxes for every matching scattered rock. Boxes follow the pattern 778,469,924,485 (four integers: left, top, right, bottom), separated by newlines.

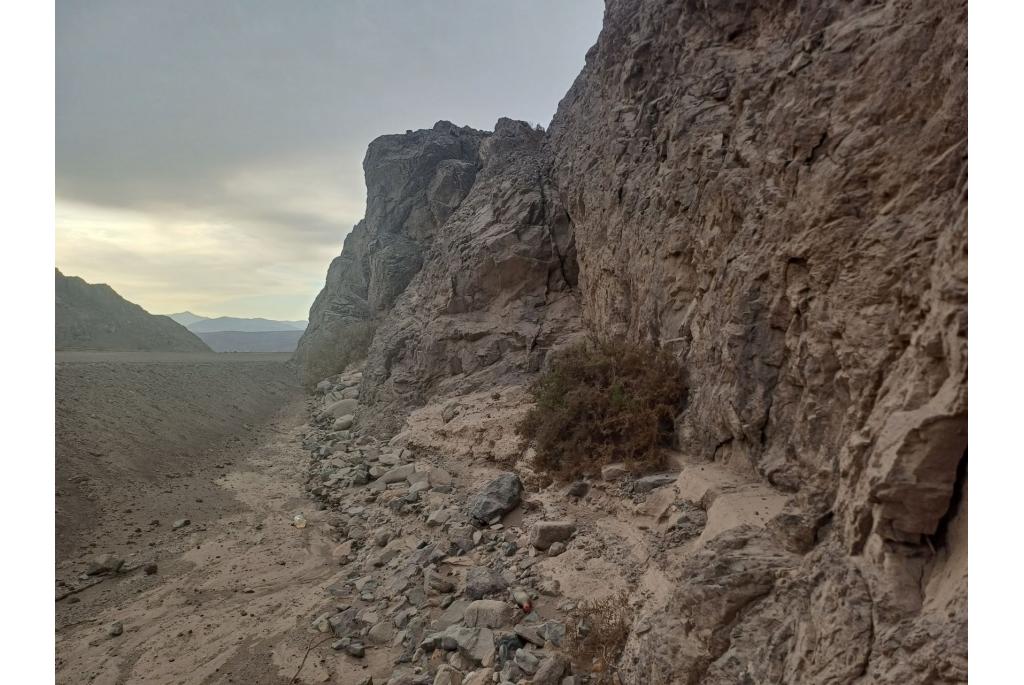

420,625,495,666
467,473,522,525
333,414,355,431
565,481,589,498
325,398,359,418
601,463,628,481
441,403,462,424
529,521,575,551
86,553,123,576
380,464,417,484
532,655,568,685
433,664,462,685
634,473,677,493
368,621,396,645
464,567,509,600
463,599,514,629
172,518,191,530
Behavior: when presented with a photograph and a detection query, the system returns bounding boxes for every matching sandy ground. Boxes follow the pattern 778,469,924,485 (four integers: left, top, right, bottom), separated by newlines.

55,353,369,684
56,352,297,563
55,395,366,684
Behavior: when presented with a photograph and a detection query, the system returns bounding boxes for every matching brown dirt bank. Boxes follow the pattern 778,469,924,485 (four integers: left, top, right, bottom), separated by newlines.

55,352,300,564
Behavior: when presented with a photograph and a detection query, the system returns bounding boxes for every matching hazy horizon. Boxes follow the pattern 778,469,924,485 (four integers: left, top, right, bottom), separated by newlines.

56,0,603,320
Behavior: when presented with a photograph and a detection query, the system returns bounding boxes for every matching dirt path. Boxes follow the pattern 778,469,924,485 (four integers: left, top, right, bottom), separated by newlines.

56,397,364,685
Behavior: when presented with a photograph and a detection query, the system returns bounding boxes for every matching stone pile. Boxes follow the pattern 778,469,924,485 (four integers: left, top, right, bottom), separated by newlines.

298,376,593,684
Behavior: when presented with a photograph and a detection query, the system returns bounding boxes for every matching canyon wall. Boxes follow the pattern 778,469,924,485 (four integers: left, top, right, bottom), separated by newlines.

547,2,966,679
297,0,967,681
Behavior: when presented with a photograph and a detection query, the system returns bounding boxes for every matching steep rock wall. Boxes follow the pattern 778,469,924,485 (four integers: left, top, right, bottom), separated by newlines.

294,122,487,385
547,0,966,682
298,120,582,422
359,119,582,433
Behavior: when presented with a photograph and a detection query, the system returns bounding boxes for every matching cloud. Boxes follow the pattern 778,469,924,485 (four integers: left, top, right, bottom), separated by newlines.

56,0,604,319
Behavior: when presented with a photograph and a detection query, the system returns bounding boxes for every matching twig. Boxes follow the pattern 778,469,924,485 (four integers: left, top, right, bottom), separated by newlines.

289,634,334,684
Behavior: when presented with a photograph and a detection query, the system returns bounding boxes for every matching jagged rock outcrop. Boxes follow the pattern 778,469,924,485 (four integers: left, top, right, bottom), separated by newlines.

294,122,489,385
55,269,210,352
547,0,966,682
298,119,582,427
359,119,581,432
300,0,966,681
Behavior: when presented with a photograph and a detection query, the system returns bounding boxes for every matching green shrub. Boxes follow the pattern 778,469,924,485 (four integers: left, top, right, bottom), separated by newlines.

517,339,686,480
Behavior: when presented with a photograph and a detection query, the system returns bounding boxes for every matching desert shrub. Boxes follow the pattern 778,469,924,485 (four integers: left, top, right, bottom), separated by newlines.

516,339,685,479
565,590,633,679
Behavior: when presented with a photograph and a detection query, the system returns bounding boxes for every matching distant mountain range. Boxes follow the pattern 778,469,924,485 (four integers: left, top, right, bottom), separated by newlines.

56,270,211,352
192,330,305,353
165,311,307,352
168,312,307,333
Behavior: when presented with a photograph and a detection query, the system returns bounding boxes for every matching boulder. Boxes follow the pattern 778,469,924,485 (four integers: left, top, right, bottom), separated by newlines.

532,655,568,685
433,665,463,685
325,398,359,418
634,473,677,492
463,599,514,629
380,464,416,484
368,620,395,645
464,567,509,599
420,625,495,666
529,521,576,550
601,463,628,481
86,553,124,576
467,473,522,525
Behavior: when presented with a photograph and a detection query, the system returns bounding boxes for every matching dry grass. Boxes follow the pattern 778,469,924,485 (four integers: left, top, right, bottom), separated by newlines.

565,591,633,679
516,339,686,480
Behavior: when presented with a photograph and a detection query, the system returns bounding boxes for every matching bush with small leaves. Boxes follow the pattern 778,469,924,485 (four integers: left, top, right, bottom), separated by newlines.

517,340,686,480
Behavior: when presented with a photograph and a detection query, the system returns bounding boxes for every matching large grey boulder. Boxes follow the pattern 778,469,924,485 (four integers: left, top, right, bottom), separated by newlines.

529,521,576,551
420,624,495,666
467,473,523,525
325,398,359,418
464,567,509,600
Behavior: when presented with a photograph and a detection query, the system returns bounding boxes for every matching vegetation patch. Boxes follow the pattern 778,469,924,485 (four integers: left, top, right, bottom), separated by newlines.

516,339,686,480
565,590,634,680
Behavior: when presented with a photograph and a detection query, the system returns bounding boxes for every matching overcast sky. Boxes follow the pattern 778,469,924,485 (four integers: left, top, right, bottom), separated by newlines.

56,0,603,320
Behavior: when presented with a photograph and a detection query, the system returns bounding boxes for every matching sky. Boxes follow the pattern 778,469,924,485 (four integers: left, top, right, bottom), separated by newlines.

56,0,604,320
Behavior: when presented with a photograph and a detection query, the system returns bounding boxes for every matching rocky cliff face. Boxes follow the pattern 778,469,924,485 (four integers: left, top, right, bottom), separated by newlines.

296,119,582,428
294,122,488,385
298,0,966,681
548,0,966,681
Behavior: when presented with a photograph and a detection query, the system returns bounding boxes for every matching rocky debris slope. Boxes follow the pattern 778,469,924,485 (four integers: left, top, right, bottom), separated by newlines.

298,0,967,682
55,269,210,352
301,374,588,684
